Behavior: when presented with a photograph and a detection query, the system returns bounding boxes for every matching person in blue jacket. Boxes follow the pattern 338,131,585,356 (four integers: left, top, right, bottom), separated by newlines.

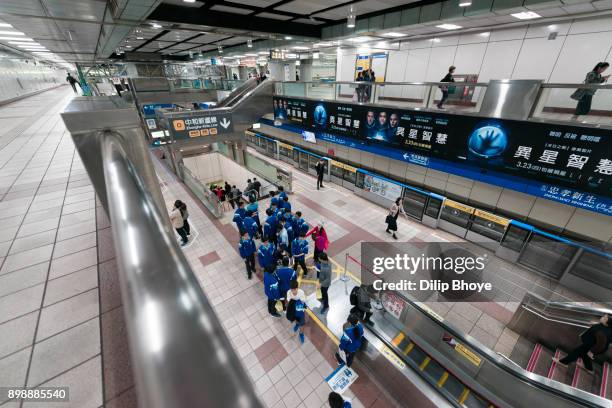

328,392,352,408
264,208,277,243
294,211,309,236
277,256,296,303
243,211,259,239
281,195,291,212
277,186,288,201
263,266,282,317
269,190,279,209
233,201,246,233
257,236,276,271
246,195,263,237
335,313,364,368
292,231,309,277
238,231,256,279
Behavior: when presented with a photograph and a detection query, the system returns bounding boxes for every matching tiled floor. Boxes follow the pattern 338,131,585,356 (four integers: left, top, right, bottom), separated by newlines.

0,88,114,408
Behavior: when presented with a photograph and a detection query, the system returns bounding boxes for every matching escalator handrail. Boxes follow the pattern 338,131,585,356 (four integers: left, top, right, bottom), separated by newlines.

379,290,612,407
101,130,262,408
523,291,612,317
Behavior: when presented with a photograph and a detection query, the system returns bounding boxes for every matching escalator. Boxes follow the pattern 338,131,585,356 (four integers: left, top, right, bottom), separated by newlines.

215,77,259,108
367,290,612,407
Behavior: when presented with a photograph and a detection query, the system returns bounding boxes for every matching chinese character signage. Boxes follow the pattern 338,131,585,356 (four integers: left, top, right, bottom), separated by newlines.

325,365,358,394
168,112,233,140
273,97,611,215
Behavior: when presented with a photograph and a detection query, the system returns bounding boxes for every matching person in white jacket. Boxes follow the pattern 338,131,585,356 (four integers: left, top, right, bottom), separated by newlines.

170,200,188,246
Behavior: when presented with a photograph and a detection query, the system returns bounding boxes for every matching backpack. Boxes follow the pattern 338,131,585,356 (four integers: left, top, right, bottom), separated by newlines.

286,299,296,322
350,286,359,306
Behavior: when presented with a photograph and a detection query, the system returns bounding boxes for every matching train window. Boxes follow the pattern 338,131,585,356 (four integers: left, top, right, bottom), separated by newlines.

440,204,471,228
331,163,344,178
402,189,427,220
424,197,443,219
519,233,577,279
355,172,365,189
500,224,530,252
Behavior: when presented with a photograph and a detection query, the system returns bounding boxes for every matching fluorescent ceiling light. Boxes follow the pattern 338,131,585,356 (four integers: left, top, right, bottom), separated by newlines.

244,53,258,56
18,45,46,49
258,51,268,54
9,41,40,45
0,31,25,36
151,23,162,28
313,41,333,47
136,36,144,40
284,36,292,40
1,37,33,41
436,24,462,30
0,23,12,28
183,0,196,2
348,36,375,43
430,38,441,42
292,46,309,50
459,0,472,6
383,32,406,37
511,11,541,19
479,32,490,37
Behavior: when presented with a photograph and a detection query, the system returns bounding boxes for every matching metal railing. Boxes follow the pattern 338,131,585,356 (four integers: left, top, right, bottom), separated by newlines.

274,80,612,124
101,131,262,408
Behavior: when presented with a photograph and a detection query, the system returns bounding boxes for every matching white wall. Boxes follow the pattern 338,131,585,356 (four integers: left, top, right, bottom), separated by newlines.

335,14,612,109
183,152,262,191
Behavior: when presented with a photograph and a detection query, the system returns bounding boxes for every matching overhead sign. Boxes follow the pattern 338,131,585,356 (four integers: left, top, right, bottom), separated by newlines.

168,112,233,140
272,97,611,215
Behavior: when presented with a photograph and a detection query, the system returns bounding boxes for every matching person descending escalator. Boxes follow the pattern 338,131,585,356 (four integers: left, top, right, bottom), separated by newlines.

335,313,364,368
350,284,374,326
553,314,612,373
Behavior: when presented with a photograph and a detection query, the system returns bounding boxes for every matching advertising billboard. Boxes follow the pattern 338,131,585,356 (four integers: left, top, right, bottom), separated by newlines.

272,96,611,215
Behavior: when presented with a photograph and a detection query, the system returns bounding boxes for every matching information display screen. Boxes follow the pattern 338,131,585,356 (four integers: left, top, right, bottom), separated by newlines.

273,97,611,213
363,174,403,200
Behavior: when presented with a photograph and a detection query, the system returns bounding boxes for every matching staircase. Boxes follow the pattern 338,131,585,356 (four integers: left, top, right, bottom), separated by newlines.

526,343,612,400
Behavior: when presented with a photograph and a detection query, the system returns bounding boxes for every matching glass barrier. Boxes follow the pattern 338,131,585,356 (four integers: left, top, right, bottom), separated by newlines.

355,171,365,189
500,224,530,252
532,85,612,126
181,164,222,218
244,151,291,192
331,161,344,179
439,200,474,228
402,189,427,220
468,209,509,242
373,83,429,109
424,196,443,219
569,249,612,291
518,233,578,279
343,167,357,184
305,82,334,100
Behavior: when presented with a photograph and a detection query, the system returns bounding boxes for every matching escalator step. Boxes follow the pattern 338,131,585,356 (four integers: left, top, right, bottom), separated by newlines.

406,345,428,367
548,349,570,385
444,377,466,400
528,343,554,378
571,361,596,394
392,332,405,347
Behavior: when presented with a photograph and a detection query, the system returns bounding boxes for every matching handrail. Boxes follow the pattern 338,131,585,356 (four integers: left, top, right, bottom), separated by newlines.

101,130,262,408
524,291,612,316
275,80,612,89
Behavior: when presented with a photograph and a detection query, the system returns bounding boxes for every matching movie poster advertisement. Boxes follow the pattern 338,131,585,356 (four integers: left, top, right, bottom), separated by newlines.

272,97,610,200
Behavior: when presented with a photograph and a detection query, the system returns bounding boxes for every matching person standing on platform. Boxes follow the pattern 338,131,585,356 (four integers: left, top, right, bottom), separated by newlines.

306,222,329,263
243,211,259,240
170,201,188,246
238,231,256,279
246,196,263,237
277,221,289,255
179,201,190,237
257,236,276,272
315,159,325,189
553,314,612,372
277,186,288,201
385,197,406,240
233,201,247,234
269,190,279,210
281,195,291,212
292,231,309,278
264,266,282,317
277,256,296,306
335,313,364,368
318,252,332,314
231,185,241,206
571,62,610,120
437,65,455,110
66,72,80,94
286,280,307,344
252,177,262,198
264,208,278,243
329,392,352,408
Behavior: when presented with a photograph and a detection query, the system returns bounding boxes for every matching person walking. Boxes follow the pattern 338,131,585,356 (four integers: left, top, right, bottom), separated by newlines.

264,208,278,243
179,201,190,236
286,280,307,344
246,196,263,237
318,252,332,314
355,71,364,102
553,314,612,372
385,197,406,240
243,211,259,240
437,65,456,109
335,313,364,368
306,222,329,264
238,231,257,279
264,266,282,317
170,200,188,246
571,62,610,120
224,182,234,209
291,231,309,278
66,72,79,94
315,159,326,189
233,201,246,234
329,392,352,408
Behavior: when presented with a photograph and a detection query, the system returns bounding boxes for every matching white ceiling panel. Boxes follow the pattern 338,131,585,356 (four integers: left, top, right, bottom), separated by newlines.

189,33,232,43
211,5,253,14
0,0,45,16
45,0,106,21
257,12,294,20
217,36,248,45
230,0,280,7
274,0,335,15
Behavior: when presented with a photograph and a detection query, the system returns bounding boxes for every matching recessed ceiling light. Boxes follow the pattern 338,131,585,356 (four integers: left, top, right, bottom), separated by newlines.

0,23,12,28
183,0,196,2
0,31,25,36
151,23,162,29
136,36,144,40
430,38,441,42
383,32,406,37
479,32,490,37
459,0,472,6
284,36,292,40
436,24,462,30
511,11,541,20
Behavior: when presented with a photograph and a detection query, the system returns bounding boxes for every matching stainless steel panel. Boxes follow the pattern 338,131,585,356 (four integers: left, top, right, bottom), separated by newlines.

479,79,542,120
